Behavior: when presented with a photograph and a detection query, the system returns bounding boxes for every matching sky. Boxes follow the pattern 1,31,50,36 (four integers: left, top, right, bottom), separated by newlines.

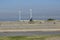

0,0,60,20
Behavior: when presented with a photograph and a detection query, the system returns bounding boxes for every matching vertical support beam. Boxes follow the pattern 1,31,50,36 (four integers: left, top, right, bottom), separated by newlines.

19,9,21,21
30,9,32,19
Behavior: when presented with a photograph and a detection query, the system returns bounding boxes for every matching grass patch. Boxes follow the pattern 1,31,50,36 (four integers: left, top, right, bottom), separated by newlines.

0,35,60,40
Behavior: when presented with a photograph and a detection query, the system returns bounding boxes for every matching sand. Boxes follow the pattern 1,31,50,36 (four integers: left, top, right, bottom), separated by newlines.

0,20,60,32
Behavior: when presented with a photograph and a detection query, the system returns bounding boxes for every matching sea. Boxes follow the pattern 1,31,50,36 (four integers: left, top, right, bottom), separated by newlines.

0,16,60,21
0,13,60,21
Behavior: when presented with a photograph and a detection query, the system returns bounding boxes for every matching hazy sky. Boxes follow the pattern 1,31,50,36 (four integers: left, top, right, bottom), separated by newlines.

0,0,60,19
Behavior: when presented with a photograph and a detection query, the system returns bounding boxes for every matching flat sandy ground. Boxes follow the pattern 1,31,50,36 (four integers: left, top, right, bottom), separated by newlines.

0,20,60,40
0,20,60,32
0,20,60,29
